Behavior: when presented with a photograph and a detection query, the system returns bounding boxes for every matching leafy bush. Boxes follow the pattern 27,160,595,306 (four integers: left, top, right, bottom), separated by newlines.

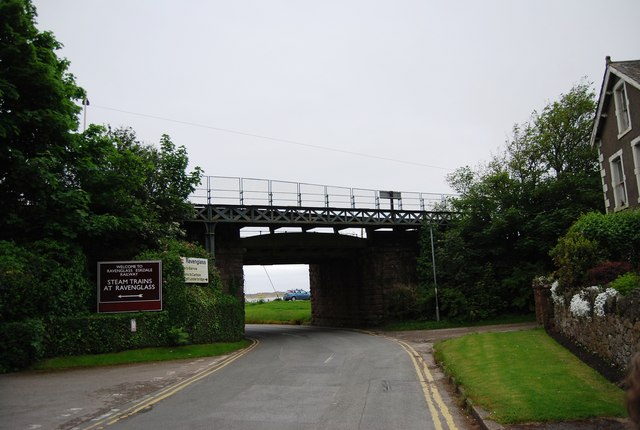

438,288,471,321
386,287,419,320
136,239,244,344
0,240,91,322
587,261,634,286
168,327,190,346
570,210,640,263
552,210,640,294
550,230,599,291
0,319,45,372
609,272,640,296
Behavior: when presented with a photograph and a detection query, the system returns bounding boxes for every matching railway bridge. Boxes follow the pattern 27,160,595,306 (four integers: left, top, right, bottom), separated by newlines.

186,176,457,327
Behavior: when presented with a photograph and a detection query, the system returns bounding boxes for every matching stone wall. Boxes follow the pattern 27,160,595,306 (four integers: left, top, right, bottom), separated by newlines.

310,259,371,327
535,281,640,371
553,302,640,370
310,230,420,327
213,225,245,300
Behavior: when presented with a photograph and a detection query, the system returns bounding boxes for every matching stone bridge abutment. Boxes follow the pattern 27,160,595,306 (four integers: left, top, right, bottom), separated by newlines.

208,223,420,327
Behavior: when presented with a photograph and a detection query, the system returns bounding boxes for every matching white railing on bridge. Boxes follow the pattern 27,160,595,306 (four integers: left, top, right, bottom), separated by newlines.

190,176,456,211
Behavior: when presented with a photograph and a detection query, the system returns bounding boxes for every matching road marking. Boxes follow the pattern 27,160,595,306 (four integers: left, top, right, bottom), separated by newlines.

398,339,458,430
377,335,458,430
77,338,259,429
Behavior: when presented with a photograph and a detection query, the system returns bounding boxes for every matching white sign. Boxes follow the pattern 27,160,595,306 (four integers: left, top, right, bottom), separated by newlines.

180,257,209,283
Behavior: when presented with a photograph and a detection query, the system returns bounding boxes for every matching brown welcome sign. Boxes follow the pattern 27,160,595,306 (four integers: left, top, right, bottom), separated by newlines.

97,261,162,312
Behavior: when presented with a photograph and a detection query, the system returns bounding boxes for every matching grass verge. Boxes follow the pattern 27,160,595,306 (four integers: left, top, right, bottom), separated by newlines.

435,328,626,424
33,340,251,371
382,313,535,331
245,300,311,325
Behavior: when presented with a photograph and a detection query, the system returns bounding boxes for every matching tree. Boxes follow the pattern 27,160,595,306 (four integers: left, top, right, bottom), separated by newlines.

419,82,602,320
0,0,203,321
75,126,203,264
0,2,236,371
0,0,86,242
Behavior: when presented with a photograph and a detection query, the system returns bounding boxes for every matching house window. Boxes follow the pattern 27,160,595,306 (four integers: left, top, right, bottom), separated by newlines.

614,81,631,136
609,151,628,209
633,137,640,203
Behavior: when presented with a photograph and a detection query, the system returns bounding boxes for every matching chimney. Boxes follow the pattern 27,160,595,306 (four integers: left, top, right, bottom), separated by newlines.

606,56,612,65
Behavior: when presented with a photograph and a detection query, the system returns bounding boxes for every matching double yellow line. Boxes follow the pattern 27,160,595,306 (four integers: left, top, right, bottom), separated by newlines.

392,338,459,430
80,339,259,429
81,334,456,429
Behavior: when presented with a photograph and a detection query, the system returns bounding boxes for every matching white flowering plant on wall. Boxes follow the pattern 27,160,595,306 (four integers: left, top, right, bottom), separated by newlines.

569,290,591,318
565,285,620,319
594,288,620,317
542,276,621,319
550,280,564,306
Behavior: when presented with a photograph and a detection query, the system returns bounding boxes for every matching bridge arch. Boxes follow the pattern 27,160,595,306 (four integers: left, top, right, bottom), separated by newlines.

185,223,421,327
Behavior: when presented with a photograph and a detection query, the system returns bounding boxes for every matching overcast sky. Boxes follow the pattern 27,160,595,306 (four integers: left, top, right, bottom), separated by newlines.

32,0,640,293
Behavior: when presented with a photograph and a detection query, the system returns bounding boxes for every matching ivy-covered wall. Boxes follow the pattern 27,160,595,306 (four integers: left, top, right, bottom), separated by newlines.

0,240,244,372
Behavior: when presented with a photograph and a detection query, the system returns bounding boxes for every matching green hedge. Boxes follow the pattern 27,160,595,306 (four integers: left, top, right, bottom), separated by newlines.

44,312,171,356
43,291,243,357
0,319,45,372
1,240,245,371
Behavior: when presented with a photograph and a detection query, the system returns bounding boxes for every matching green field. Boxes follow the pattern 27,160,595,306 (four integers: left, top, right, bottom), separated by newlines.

435,329,626,424
245,300,312,324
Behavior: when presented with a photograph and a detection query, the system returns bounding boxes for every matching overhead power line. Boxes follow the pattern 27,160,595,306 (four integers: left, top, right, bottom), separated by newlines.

92,104,454,171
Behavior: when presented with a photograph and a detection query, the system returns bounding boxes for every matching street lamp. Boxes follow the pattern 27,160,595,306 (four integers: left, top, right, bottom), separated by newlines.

82,98,90,131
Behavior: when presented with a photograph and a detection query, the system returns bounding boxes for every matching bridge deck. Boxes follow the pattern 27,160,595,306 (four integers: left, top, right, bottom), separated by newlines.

193,204,456,228
189,176,458,229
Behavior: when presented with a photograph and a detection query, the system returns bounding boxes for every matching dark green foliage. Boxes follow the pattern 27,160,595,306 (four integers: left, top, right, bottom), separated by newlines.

76,127,202,264
168,327,191,346
190,291,244,342
0,240,91,321
0,0,86,242
567,210,640,263
549,230,600,291
437,288,470,321
0,1,242,372
0,319,44,372
386,287,420,320
136,240,244,344
417,82,601,321
551,210,640,291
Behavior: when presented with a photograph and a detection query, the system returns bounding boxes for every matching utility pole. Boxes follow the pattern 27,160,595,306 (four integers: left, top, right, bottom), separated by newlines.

430,224,440,322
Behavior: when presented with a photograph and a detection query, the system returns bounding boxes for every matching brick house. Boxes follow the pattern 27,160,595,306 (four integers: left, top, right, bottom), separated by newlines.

591,57,640,212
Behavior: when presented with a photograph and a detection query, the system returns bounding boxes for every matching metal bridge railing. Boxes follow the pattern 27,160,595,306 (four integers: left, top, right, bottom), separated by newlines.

190,176,456,212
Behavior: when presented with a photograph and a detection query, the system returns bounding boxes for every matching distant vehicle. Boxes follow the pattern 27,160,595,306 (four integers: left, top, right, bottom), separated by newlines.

283,289,311,301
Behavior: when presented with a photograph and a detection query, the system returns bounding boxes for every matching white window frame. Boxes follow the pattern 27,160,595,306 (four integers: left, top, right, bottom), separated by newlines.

632,136,640,204
609,150,628,210
596,140,610,209
613,80,632,138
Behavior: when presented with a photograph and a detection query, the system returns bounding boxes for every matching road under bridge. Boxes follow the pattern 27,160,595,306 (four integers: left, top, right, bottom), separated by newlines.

186,176,456,327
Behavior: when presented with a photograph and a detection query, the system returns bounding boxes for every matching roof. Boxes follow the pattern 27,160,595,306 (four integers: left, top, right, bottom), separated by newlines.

611,60,640,84
590,57,640,146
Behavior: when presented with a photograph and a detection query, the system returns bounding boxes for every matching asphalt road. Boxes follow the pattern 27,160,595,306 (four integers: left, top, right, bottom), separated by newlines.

100,325,457,430
0,324,472,430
